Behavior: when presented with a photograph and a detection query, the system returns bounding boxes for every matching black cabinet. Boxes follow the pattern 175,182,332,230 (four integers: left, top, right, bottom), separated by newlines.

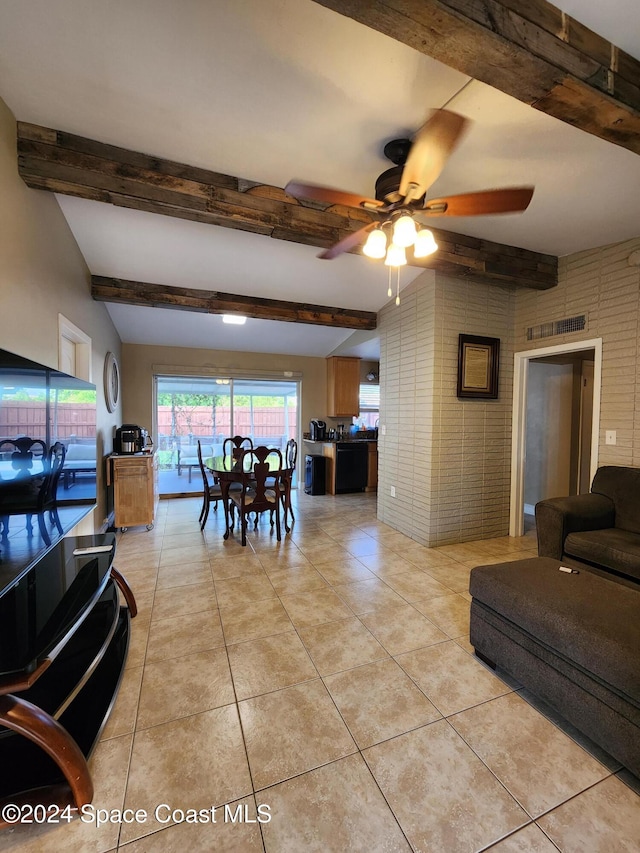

0,533,135,815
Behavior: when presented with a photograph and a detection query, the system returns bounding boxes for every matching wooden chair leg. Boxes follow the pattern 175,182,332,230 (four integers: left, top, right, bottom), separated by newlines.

274,499,281,542
51,507,63,535
200,492,210,530
36,512,52,546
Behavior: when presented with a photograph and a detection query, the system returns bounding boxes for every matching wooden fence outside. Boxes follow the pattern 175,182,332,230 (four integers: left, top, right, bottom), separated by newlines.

0,402,96,440
156,406,297,448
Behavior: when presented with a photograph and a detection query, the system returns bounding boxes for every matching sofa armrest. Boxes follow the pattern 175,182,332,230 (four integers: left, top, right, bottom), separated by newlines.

535,493,615,559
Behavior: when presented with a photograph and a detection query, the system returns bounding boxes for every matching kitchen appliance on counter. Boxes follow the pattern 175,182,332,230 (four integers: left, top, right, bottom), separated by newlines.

114,424,151,454
309,419,327,441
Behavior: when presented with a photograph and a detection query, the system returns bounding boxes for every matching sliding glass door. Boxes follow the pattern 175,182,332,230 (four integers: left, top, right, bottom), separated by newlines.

155,375,299,496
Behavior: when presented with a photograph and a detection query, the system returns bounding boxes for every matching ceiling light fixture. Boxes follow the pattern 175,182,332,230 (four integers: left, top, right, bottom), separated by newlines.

362,212,438,305
222,314,247,325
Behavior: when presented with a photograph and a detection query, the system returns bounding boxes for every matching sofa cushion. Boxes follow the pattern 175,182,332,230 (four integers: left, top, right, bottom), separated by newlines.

65,444,96,462
180,444,213,464
469,557,640,702
565,528,640,582
592,465,640,534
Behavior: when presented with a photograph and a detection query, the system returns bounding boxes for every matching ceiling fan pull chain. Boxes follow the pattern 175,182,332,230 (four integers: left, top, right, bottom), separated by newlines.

396,267,401,305
388,265,393,299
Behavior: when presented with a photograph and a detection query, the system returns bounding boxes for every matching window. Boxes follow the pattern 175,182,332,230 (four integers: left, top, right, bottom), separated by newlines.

357,383,379,429
154,374,299,495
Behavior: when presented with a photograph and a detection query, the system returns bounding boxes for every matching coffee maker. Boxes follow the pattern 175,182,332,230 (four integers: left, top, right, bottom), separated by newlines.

310,419,327,441
115,424,150,454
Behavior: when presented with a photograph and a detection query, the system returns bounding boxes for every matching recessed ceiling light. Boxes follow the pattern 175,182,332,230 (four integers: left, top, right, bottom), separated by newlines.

222,314,247,325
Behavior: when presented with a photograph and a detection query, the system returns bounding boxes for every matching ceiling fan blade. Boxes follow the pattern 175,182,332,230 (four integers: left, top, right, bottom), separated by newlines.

399,110,469,202
318,222,377,260
421,187,535,217
285,181,384,211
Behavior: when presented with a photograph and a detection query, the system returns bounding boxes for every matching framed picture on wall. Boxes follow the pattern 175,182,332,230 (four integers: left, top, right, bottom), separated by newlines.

457,334,500,399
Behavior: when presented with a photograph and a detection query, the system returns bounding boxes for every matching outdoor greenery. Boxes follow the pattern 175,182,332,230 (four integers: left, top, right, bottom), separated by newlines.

157,393,295,407
3,388,95,403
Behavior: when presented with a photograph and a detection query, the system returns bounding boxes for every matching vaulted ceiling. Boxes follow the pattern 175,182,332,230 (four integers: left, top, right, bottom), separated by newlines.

1,0,639,357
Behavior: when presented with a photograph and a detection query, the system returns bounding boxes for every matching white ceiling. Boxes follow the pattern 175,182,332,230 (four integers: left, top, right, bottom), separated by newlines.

0,0,639,358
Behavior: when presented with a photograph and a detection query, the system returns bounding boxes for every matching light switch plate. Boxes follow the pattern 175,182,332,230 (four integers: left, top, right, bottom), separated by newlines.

606,430,617,445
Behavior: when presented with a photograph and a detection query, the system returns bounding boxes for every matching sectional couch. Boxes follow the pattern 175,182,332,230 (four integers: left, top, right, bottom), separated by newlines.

469,466,640,777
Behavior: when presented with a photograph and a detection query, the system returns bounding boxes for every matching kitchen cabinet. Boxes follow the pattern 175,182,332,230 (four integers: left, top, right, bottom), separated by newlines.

367,442,378,492
320,443,336,495
314,440,376,495
107,453,158,531
327,356,360,417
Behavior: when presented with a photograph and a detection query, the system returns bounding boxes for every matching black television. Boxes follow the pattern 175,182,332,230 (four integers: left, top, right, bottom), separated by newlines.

0,347,97,587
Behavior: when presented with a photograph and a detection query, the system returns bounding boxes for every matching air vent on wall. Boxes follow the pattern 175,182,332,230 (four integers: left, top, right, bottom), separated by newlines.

526,314,586,341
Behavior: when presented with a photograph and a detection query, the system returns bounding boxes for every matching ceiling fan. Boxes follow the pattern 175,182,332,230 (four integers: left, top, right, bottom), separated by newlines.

285,109,534,265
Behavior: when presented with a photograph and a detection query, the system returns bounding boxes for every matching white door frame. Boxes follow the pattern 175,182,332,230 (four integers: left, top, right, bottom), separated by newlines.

58,314,92,381
509,337,602,537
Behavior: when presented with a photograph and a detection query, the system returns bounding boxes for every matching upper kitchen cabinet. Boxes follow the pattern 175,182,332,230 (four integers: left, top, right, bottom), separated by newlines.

327,356,360,417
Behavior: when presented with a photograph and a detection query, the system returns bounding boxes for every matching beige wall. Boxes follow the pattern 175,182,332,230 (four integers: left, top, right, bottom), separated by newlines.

120,343,328,440
515,237,640,466
377,235,640,546
0,96,122,528
377,270,515,546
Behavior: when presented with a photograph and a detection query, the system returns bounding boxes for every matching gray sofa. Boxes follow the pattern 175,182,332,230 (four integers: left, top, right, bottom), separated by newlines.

535,465,640,583
470,557,640,777
469,466,640,777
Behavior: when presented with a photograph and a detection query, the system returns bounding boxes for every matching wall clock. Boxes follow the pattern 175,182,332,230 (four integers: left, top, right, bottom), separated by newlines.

103,352,120,413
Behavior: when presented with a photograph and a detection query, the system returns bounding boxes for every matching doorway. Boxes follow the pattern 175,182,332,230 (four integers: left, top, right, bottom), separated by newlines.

510,339,602,537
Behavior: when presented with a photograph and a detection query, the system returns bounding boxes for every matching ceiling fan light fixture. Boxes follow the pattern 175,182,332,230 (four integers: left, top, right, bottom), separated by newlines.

392,214,417,248
384,242,407,267
413,228,438,258
362,227,387,259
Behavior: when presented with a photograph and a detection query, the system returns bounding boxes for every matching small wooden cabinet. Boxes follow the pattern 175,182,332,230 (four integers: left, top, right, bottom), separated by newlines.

327,356,360,417
108,453,158,531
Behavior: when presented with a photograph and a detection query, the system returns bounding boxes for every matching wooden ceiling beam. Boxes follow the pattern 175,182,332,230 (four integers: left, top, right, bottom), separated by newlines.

91,276,378,330
18,122,557,290
312,0,640,156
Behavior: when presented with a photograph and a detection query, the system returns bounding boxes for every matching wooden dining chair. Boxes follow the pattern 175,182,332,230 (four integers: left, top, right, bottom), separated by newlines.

197,440,223,530
223,435,253,464
281,438,297,529
229,446,282,546
0,439,66,545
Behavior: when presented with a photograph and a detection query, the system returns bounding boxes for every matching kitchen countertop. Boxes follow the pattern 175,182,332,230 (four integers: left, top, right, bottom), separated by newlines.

303,438,377,444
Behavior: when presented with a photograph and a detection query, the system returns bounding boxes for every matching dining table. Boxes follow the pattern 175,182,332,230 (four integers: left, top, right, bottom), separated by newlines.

205,452,294,540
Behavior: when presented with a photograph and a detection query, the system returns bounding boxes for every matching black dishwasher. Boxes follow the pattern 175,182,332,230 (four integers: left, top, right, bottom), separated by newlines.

335,442,368,493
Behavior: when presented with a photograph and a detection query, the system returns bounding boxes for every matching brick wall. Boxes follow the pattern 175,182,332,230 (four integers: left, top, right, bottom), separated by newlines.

515,236,640,466
377,235,640,547
378,270,515,546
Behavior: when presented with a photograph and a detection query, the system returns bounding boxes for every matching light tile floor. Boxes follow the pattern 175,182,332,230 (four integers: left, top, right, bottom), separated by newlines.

2,492,639,852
